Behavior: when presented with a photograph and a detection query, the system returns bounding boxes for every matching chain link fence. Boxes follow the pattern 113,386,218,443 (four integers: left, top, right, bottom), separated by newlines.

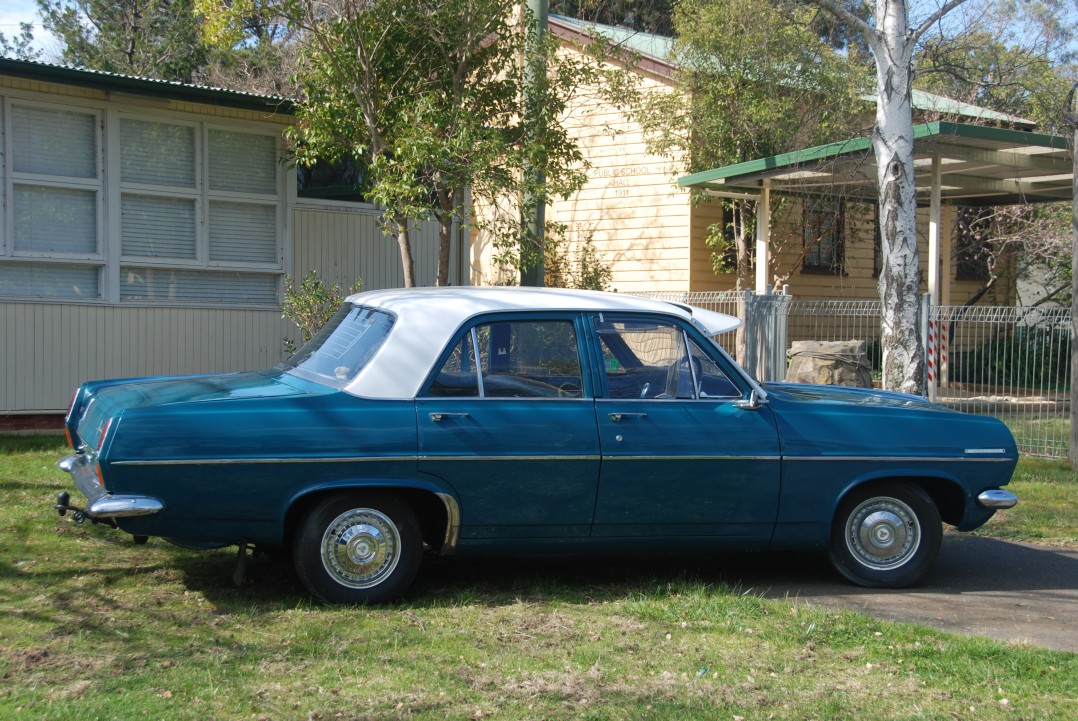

637,291,1072,459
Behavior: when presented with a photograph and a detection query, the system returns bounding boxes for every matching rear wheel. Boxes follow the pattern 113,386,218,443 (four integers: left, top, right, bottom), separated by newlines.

292,492,421,604
828,482,941,588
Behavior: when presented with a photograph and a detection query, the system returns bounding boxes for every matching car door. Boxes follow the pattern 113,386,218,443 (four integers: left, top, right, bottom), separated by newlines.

589,313,781,542
416,314,601,540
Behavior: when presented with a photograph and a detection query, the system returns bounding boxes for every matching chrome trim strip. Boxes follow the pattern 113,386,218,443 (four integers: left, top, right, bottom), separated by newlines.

87,494,165,518
419,455,603,462
977,489,1018,509
434,492,461,555
786,456,1015,463
113,454,1014,467
965,448,1006,454
603,455,780,462
110,456,415,467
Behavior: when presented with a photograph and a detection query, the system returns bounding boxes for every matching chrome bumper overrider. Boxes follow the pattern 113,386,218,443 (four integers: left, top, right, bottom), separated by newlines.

57,453,164,519
977,489,1018,510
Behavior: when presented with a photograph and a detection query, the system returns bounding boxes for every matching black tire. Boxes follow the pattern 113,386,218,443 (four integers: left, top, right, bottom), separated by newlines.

828,482,942,588
292,491,421,604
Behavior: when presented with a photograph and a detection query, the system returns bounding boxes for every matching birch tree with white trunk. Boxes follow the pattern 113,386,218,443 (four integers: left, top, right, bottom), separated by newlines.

812,0,973,394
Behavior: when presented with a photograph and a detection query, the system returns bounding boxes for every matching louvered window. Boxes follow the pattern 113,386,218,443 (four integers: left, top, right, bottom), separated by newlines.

0,262,99,299
209,129,276,194
1,102,104,301
117,118,282,305
12,105,97,178
208,201,277,264
0,101,284,306
120,119,196,187
119,267,278,304
121,195,198,259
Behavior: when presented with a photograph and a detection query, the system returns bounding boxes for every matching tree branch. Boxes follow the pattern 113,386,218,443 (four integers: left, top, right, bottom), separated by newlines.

812,0,875,39
911,0,974,45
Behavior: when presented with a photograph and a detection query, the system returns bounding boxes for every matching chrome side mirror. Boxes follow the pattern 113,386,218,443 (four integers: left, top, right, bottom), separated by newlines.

734,389,767,410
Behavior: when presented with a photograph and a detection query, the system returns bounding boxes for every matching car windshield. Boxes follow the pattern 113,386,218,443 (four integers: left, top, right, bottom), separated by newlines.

281,304,395,388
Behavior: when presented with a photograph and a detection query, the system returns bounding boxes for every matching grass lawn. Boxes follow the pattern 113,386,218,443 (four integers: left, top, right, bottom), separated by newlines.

1,435,1075,720
970,457,1078,547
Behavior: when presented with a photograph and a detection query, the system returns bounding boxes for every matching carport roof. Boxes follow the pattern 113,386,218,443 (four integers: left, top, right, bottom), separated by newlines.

678,121,1073,207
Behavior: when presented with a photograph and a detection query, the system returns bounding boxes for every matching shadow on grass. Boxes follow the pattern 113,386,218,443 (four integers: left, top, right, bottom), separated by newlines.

175,534,1078,616
176,546,833,612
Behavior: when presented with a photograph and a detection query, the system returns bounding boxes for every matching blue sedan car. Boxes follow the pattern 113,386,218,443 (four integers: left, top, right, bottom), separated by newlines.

56,287,1018,603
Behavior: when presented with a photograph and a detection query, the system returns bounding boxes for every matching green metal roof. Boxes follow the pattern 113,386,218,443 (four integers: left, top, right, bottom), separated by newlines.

907,89,1033,126
551,16,1034,127
0,57,294,115
551,14,675,64
679,121,1073,207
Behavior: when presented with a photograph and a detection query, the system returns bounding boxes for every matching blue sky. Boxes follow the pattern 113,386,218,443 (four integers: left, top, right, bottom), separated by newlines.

0,0,59,57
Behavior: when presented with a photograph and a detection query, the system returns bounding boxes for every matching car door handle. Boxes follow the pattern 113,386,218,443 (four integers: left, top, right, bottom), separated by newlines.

608,412,647,422
429,412,470,422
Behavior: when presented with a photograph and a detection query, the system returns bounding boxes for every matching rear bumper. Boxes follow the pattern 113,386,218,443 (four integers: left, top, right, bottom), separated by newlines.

57,454,164,518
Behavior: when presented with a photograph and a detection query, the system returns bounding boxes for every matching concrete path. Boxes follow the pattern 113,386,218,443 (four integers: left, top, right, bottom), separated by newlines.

736,535,1078,653
418,535,1078,653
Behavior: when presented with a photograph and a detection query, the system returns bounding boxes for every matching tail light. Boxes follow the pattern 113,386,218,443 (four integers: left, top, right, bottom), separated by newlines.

64,390,79,449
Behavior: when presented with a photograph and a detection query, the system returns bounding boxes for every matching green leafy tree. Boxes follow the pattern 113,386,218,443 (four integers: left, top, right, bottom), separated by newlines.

915,3,1076,134
913,8,1075,309
0,22,42,60
203,0,592,288
197,2,300,95
282,271,362,352
812,0,1075,394
549,0,676,35
620,0,864,293
37,0,210,81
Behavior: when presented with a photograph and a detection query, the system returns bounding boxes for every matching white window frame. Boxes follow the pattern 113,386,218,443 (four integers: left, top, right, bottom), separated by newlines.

109,113,286,307
116,114,202,267
0,94,288,308
1,97,106,300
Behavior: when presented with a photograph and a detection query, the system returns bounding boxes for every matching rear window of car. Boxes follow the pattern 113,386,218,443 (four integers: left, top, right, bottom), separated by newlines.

281,304,395,388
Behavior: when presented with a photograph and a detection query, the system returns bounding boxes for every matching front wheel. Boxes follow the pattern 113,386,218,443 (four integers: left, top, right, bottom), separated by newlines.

292,492,421,604
828,482,942,588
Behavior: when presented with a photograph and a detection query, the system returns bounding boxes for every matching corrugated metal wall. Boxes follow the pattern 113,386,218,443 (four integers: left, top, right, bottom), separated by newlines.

0,303,298,413
293,207,444,291
1,207,445,414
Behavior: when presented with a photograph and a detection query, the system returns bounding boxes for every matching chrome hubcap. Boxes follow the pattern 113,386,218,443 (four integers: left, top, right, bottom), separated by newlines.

320,508,400,589
846,497,920,570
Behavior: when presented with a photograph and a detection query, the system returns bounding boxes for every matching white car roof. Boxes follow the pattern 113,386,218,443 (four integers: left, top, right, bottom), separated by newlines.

342,287,741,399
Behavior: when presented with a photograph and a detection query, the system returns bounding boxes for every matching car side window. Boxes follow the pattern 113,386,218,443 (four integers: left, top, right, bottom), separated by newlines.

427,319,583,398
427,333,480,397
595,316,738,400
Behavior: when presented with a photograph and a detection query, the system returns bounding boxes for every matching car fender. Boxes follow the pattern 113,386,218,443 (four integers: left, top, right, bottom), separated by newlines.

280,476,462,553
827,465,971,525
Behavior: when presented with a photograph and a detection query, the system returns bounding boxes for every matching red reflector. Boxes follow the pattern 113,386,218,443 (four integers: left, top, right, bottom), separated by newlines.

65,426,75,449
94,463,105,488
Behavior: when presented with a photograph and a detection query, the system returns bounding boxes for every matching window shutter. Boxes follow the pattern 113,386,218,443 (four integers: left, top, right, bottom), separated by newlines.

121,195,197,259
208,201,277,264
120,267,278,305
0,262,99,299
13,185,98,254
208,129,276,194
12,106,96,178
120,119,195,187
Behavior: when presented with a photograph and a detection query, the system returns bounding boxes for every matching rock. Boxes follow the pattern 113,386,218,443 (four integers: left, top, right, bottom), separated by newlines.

786,340,872,387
